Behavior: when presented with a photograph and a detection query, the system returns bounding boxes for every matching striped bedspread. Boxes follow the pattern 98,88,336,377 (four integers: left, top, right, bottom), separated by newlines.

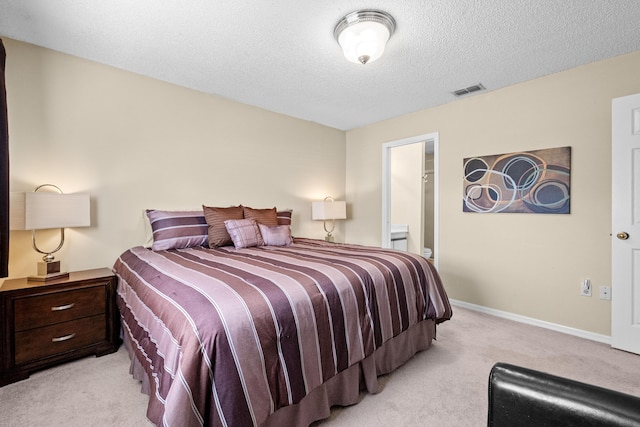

113,238,451,427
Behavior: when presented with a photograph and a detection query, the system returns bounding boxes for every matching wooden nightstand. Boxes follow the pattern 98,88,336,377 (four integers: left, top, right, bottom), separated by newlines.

0,268,120,386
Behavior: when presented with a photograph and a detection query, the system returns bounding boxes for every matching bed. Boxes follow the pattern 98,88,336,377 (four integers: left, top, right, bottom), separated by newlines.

113,208,452,427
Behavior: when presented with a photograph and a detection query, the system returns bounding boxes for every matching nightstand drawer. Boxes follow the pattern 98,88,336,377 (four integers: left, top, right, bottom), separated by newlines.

14,314,106,365
14,285,106,331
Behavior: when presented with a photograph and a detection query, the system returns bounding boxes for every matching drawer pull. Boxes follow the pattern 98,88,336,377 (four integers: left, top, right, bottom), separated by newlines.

52,333,76,343
51,303,75,311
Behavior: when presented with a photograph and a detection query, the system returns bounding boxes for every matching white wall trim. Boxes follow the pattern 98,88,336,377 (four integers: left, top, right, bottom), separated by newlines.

450,299,612,345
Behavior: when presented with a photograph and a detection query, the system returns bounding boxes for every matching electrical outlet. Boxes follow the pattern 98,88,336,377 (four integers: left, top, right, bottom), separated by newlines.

581,279,591,297
599,286,611,300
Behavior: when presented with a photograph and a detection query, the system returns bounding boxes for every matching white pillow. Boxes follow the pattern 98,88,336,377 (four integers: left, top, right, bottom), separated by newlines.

224,219,264,249
258,224,292,246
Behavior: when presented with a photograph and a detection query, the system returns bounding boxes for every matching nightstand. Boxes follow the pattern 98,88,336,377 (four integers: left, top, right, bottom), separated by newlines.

0,268,120,386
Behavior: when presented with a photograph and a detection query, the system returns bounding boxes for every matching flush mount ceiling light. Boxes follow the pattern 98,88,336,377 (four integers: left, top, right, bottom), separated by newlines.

334,9,396,65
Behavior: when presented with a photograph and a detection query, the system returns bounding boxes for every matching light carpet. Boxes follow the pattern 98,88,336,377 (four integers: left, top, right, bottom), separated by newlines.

1,306,639,427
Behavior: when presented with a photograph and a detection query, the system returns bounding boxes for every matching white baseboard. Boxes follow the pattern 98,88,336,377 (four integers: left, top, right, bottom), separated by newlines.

449,299,611,345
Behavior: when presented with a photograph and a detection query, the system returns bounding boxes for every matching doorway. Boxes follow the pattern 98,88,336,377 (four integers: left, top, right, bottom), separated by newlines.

382,132,439,265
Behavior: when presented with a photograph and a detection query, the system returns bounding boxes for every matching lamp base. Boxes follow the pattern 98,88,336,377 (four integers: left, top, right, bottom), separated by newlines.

325,234,335,243
28,271,70,282
28,260,69,282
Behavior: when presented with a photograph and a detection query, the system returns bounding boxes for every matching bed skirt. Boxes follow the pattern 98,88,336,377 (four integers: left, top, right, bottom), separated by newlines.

122,318,436,427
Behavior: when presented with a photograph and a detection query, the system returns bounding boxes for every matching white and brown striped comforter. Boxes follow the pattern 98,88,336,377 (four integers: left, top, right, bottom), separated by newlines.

113,238,451,427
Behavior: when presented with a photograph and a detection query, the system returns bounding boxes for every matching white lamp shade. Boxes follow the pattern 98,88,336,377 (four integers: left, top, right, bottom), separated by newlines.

312,200,347,220
9,192,26,230
338,21,390,65
23,192,90,230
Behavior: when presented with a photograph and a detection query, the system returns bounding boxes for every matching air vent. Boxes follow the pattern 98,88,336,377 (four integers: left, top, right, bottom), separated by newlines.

452,83,485,97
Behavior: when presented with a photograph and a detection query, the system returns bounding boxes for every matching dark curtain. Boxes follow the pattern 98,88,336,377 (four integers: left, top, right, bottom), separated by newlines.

0,39,8,277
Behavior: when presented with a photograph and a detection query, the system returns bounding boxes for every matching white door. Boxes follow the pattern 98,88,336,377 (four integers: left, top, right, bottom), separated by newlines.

611,93,640,354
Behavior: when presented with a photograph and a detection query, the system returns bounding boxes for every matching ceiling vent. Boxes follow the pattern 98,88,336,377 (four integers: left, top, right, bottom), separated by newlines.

452,83,485,97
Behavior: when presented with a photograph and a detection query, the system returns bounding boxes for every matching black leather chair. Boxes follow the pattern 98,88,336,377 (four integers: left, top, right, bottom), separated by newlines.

488,362,640,426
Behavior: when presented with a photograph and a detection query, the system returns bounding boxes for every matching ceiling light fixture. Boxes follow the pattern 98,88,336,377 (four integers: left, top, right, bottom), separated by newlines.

334,9,396,65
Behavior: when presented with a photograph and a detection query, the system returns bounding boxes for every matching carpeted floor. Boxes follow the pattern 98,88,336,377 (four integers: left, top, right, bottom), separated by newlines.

1,306,639,427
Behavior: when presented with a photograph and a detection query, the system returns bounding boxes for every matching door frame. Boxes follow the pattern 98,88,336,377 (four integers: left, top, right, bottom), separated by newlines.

382,132,439,265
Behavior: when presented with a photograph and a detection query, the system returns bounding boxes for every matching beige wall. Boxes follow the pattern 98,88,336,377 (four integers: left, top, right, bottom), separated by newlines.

5,39,346,278
345,51,640,336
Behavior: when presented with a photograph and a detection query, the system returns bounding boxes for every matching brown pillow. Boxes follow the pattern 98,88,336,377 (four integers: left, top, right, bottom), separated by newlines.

243,206,278,226
203,205,244,247
276,210,292,226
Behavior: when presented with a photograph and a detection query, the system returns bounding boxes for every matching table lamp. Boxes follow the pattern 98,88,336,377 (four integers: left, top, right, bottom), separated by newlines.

10,184,90,281
311,197,346,242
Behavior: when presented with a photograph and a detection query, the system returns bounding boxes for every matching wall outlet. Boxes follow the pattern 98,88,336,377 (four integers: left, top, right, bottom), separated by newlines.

599,286,611,300
581,279,592,297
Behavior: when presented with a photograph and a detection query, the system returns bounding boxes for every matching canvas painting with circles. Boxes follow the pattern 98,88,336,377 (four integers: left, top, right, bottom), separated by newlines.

463,146,571,214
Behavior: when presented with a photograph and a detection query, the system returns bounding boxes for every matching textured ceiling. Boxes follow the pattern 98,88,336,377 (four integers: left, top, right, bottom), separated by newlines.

1,1,639,131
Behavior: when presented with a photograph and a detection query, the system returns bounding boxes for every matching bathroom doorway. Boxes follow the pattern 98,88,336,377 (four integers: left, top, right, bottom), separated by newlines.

423,143,435,259
382,132,439,265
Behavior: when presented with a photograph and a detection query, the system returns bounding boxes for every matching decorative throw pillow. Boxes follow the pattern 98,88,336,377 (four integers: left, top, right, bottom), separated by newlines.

243,206,278,226
276,209,293,226
203,205,244,247
224,219,264,249
258,224,292,246
145,209,209,251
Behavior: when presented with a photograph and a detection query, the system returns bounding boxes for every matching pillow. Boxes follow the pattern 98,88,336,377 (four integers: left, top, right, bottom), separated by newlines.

203,205,244,247
224,219,264,249
258,223,292,246
145,209,208,251
142,210,154,248
243,206,278,226
276,209,292,226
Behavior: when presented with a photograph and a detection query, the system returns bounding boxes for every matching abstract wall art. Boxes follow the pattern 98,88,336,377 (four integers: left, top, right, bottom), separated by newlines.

463,146,571,214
